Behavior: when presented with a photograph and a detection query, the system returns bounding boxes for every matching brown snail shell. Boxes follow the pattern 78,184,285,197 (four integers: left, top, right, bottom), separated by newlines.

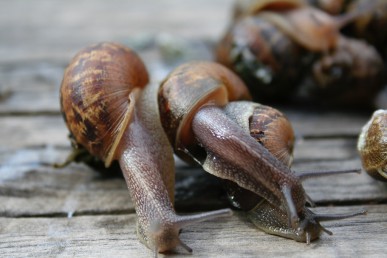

158,61,252,161
60,42,149,167
358,109,387,181
232,0,305,20
224,101,294,167
216,15,312,101
222,101,295,210
299,36,385,107
345,0,387,59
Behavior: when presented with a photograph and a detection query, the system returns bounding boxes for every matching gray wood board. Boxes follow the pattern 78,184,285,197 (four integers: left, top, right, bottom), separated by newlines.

0,205,385,258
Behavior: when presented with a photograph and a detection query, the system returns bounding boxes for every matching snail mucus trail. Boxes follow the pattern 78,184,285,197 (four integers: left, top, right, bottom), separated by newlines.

58,42,366,255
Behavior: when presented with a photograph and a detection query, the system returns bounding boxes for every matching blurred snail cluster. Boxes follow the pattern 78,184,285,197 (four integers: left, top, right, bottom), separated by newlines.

216,0,387,108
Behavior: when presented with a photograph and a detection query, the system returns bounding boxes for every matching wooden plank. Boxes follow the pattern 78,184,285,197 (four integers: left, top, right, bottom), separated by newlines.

0,116,69,149
0,147,227,217
0,161,134,217
284,108,371,138
0,61,64,114
0,112,371,152
0,0,234,64
1,144,386,217
0,205,385,258
1,1,385,257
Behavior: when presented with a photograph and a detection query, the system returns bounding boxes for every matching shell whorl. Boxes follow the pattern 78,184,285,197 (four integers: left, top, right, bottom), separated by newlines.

223,101,294,167
358,109,387,181
60,42,149,166
249,104,295,166
222,101,295,210
158,61,251,151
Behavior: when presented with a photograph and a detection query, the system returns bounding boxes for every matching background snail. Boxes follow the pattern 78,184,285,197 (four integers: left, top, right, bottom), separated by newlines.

358,109,387,181
308,0,387,61
344,0,387,60
299,35,384,107
216,0,385,106
60,42,365,254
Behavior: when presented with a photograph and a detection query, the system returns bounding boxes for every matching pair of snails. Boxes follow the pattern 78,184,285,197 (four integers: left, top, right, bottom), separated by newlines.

59,42,365,255
216,0,385,106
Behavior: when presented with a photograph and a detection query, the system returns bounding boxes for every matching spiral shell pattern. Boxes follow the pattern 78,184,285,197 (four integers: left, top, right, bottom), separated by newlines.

60,42,149,166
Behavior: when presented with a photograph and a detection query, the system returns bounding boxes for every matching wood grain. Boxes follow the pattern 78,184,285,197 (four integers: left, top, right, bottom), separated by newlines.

1,1,386,257
0,206,385,258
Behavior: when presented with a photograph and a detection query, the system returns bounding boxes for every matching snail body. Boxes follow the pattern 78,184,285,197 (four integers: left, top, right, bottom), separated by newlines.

220,101,364,242
358,109,387,181
222,101,295,211
60,42,365,254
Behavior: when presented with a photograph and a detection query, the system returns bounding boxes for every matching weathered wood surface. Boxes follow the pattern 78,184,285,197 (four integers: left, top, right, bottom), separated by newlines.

1,205,385,258
1,1,386,257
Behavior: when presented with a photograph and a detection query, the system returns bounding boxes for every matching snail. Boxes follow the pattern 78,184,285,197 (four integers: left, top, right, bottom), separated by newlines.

60,42,233,254
216,0,384,105
60,42,365,255
344,0,387,60
221,101,295,211
298,35,384,107
358,109,387,181
218,101,364,242
309,0,387,60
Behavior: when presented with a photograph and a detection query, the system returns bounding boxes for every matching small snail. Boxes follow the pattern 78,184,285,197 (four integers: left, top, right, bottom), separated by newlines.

221,101,295,211
358,109,387,181
219,101,364,243
299,35,384,107
344,0,387,60
60,42,365,255
308,0,387,60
